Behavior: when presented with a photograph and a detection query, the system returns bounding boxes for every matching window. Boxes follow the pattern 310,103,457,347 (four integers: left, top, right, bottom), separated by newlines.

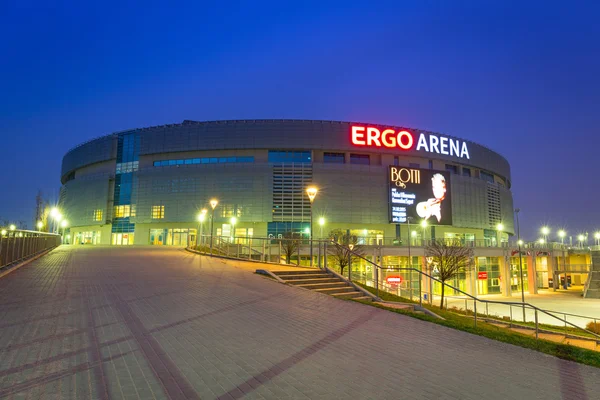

428,160,433,169
409,163,420,168
93,209,103,222
462,167,471,177
114,205,135,218
116,161,139,174
393,156,399,166
350,154,370,165
481,171,495,183
445,164,458,174
151,205,165,219
268,150,311,163
153,156,254,167
324,152,345,164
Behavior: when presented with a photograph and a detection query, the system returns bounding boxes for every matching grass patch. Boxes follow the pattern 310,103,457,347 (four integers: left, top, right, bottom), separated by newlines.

354,283,600,368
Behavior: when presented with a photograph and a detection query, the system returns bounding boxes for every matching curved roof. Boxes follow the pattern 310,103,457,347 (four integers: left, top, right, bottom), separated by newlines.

61,119,511,184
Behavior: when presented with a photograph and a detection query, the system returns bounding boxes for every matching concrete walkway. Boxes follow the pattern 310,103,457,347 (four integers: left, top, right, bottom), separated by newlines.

0,246,599,399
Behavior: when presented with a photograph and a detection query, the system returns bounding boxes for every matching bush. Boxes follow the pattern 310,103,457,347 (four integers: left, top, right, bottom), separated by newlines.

585,321,600,334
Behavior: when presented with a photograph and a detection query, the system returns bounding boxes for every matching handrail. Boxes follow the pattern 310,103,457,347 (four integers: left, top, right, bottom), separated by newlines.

328,241,600,340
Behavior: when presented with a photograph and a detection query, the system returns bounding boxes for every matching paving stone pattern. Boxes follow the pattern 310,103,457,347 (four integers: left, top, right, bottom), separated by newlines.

0,246,599,400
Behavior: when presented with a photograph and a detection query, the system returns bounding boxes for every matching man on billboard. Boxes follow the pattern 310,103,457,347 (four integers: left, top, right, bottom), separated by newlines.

416,173,447,223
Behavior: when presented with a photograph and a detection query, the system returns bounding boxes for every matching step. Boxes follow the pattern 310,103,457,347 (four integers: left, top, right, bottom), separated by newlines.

272,270,324,276
285,278,341,285
330,291,365,300
276,273,333,280
296,282,350,290
354,296,374,302
314,286,355,294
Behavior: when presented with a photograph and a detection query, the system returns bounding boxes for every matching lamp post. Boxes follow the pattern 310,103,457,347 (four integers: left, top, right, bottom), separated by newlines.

306,186,318,267
514,208,526,321
541,226,550,245
497,223,504,247
61,220,68,243
197,209,207,248
558,230,566,245
420,220,428,246
578,234,585,249
50,207,59,233
230,217,237,243
595,232,600,246
319,217,325,239
209,199,218,254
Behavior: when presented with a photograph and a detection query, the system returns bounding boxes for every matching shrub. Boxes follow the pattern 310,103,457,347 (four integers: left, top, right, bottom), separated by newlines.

585,321,600,334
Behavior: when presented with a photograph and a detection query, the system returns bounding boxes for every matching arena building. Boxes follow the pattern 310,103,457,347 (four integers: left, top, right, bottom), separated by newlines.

59,119,589,297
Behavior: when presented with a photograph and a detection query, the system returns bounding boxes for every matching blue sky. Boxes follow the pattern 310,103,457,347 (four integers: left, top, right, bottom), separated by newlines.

1,0,599,240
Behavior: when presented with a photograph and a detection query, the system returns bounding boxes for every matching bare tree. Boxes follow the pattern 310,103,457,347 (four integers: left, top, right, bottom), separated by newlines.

279,231,301,264
327,229,366,275
425,239,474,308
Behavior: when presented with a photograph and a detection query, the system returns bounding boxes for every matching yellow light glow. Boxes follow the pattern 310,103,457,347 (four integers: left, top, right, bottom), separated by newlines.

9,224,16,231
496,223,504,231
420,220,428,228
197,213,206,222
61,220,68,228
578,234,585,241
210,199,219,209
37,221,43,229
518,240,523,245
50,207,59,217
411,231,417,237
595,232,600,240
230,217,237,225
1,229,6,236
558,230,566,238
318,217,325,226
541,226,550,235
306,186,318,203
539,238,545,244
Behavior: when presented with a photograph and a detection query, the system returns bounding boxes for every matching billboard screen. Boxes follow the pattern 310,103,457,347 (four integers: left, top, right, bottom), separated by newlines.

389,166,452,225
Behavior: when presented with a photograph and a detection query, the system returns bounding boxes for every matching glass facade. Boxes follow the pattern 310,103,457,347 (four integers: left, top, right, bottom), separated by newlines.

153,156,254,167
111,131,140,242
349,154,370,165
268,150,311,163
323,152,345,164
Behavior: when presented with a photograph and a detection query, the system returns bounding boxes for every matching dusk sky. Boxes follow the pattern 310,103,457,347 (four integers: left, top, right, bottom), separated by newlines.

1,1,599,240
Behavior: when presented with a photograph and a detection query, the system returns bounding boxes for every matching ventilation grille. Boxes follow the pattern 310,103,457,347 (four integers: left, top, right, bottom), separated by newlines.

272,163,313,222
486,184,501,227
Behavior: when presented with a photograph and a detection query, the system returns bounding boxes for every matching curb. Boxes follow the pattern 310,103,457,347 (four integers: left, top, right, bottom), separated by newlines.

184,247,318,270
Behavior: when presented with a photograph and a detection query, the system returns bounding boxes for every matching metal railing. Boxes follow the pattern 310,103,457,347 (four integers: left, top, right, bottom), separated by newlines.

324,241,600,342
0,230,61,270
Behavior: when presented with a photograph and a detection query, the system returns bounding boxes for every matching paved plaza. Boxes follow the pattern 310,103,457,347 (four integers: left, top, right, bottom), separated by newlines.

0,246,599,399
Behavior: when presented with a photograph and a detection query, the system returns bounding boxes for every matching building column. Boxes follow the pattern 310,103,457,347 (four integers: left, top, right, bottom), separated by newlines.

527,255,538,294
499,254,512,297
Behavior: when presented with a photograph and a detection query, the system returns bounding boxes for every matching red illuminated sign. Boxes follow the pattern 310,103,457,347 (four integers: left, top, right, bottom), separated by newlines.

478,272,488,280
386,276,403,285
351,126,414,150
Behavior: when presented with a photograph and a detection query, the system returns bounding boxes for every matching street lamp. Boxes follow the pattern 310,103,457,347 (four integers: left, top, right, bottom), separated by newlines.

578,234,585,248
539,238,545,244
1,229,6,236
420,220,428,246
318,217,325,239
9,224,16,231
209,199,218,254
61,220,68,242
595,232,600,246
514,208,526,321
306,186,318,267
50,207,59,233
230,217,237,243
541,226,550,243
496,223,504,247
197,209,207,247
558,230,566,244
37,221,43,231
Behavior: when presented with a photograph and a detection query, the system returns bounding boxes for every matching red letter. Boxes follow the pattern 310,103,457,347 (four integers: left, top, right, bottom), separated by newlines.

351,126,366,145
366,127,381,146
397,130,414,150
381,129,396,148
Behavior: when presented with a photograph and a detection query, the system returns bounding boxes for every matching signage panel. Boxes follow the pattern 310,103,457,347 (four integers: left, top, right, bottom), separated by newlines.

389,166,453,225
386,276,403,285
478,272,488,280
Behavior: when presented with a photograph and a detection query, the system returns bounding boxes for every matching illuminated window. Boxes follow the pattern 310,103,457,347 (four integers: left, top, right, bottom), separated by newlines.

151,205,165,219
114,205,135,218
93,209,103,221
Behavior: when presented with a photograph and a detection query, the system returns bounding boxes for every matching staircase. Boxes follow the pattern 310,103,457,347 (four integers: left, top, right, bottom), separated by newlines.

271,270,373,301
584,251,600,299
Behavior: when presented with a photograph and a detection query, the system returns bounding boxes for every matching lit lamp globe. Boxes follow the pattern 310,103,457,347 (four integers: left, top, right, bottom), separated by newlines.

1,229,7,236
541,226,550,236
420,220,428,228
61,220,68,228
318,217,325,226
9,224,16,231
37,221,43,231
496,223,504,231
558,230,566,238
539,238,545,244
595,232,600,240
